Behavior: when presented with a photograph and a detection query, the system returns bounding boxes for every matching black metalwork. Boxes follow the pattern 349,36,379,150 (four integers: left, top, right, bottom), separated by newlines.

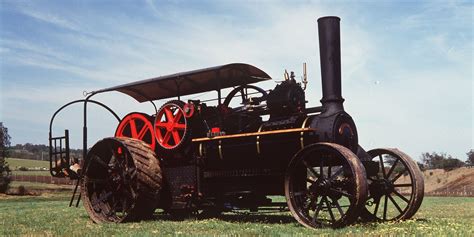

361,148,424,221
47,15,424,229
49,129,70,177
285,143,367,228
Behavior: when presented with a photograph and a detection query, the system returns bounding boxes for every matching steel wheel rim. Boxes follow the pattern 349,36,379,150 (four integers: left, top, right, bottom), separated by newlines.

364,149,421,221
285,143,367,228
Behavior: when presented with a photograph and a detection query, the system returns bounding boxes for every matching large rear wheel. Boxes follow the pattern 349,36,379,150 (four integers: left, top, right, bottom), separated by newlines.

285,142,368,228
81,137,162,223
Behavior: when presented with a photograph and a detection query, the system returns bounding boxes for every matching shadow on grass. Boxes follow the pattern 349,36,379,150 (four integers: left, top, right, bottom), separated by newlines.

152,212,296,224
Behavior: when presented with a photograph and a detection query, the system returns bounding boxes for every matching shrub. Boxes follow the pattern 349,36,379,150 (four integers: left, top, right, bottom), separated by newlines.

17,185,27,195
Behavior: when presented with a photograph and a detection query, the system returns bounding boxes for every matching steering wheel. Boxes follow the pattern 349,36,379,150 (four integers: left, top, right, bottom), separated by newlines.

222,85,268,109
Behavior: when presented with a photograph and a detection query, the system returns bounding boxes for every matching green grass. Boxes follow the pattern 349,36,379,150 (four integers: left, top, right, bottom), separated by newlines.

0,196,472,236
11,170,51,176
9,181,73,190
6,158,51,176
6,158,49,169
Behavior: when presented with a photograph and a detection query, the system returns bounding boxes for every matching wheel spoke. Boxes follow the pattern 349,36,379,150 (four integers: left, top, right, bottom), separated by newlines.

379,155,387,179
172,110,183,123
164,108,174,122
129,119,139,138
393,183,412,187
162,131,172,144
312,197,325,223
333,199,344,216
383,195,388,220
329,167,343,181
303,160,320,179
392,189,410,203
155,122,167,128
330,188,353,198
388,194,403,214
174,123,186,129
391,169,406,183
328,164,332,178
91,155,109,169
386,158,399,178
172,131,181,144
373,196,381,216
320,160,324,179
307,196,318,210
136,125,149,140
325,197,336,223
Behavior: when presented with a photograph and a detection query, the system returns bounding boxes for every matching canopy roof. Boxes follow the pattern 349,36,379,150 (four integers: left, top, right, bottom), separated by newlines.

94,63,272,102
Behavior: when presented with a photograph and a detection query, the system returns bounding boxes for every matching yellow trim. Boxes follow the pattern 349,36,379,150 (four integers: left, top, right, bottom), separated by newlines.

218,140,223,159
300,116,312,149
256,124,263,155
192,127,316,142
199,143,203,157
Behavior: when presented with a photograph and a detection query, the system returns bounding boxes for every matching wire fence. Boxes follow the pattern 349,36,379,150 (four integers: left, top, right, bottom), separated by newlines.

11,174,74,185
426,191,474,197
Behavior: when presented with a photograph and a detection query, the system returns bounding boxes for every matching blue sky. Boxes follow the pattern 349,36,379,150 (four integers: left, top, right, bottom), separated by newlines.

0,0,472,161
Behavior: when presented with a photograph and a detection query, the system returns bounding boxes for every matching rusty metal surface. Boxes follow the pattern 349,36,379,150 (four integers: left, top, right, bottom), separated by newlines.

361,148,424,221
284,142,368,228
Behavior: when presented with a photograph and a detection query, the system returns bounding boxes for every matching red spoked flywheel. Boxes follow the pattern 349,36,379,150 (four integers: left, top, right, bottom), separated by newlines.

115,112,156,150
154,101,189,150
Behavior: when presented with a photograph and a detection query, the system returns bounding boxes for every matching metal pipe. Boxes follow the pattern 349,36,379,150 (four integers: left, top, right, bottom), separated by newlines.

317,16,344,114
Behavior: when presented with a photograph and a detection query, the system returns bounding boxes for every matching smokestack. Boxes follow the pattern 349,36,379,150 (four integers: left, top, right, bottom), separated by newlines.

317,16,344,114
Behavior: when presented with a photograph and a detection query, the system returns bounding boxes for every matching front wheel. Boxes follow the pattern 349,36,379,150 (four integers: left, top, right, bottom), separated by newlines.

361,148,424,222
285,142,368,228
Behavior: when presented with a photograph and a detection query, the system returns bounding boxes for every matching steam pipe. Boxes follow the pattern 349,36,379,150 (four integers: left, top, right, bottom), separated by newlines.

317,16,344,114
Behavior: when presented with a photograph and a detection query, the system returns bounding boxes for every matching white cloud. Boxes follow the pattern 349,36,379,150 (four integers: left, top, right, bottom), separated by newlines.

1,1,471,160
17,6,81,32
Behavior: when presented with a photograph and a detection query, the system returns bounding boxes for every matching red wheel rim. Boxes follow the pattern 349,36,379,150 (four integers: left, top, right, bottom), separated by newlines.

155,104,187,149
115,113,156,150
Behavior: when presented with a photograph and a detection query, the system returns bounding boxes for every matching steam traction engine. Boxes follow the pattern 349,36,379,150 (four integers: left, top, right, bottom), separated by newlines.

49,17,424,228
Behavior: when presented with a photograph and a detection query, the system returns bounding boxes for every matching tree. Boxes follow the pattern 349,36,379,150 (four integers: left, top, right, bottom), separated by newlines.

420,152,464,171
416,162,425,171
442,157,465,171
0,122,12,193
421,152,445,169
467,150,474,166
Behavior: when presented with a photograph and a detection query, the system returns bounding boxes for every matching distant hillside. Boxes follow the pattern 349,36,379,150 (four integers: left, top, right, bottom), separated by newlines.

422,167,474,194
397,167,474,195
9,143,82,161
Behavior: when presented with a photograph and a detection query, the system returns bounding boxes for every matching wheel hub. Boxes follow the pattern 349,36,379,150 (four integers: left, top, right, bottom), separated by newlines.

370,179,394,197
309,179,332,196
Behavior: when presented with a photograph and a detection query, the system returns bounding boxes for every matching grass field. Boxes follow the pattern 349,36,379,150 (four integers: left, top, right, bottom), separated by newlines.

6,158,51,176
0,196,472,236
5,158,49,169
9,181,73,191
